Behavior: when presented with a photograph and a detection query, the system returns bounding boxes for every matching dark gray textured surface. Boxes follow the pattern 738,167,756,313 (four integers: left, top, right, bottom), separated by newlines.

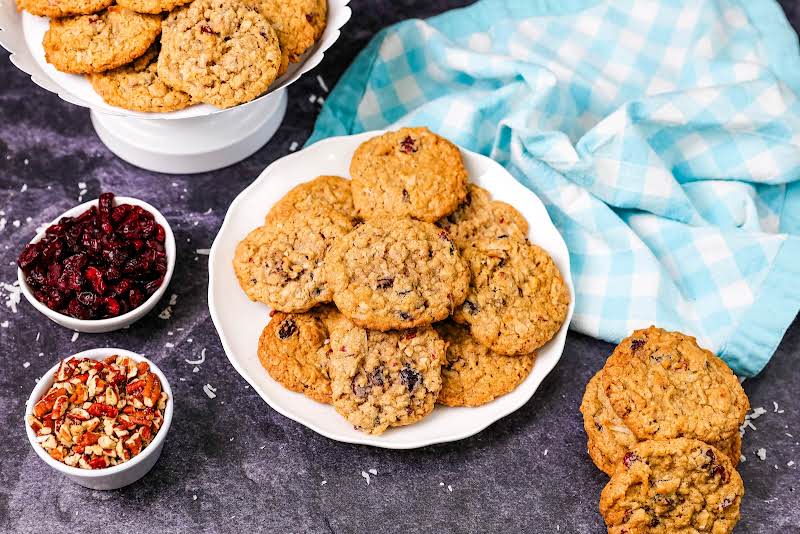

1,1,799,532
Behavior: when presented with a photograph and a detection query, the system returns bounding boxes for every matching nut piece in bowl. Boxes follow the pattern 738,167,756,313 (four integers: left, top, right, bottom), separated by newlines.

25,348,173,490
17,193,176,333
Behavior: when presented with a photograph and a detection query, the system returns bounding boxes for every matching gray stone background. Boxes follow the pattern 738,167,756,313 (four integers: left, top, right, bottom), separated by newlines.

1,1,798,532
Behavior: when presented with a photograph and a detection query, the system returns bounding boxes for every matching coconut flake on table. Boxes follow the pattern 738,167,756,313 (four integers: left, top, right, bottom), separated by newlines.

361,471,370,485
23,361,30,368
320,480,327,486
196,248,211,255
165,342,175,348
756,448,767,461
317,75,328,93
71,332,79,342
77,182,87,202
1,281,21,313
448,485,453,492
202,384,217,399
0,218,6,232
289,141,299,152
368,469,377,476
185,348,206,366
20,184,27,193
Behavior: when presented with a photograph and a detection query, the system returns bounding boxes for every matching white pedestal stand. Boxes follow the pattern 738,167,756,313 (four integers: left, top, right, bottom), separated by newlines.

90,88,288,174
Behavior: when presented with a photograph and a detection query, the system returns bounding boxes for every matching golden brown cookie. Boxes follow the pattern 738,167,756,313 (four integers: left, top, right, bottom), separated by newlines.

43,6,161,74
265,175,354,224
602,327,749,446
349,127,468,222
454,237,570,355
88,42,193,112
246,0,326,63
600,438,744,533
435,321,535,407
258,307,339,404
233,210,353,312
436,184,528,250
158,0,282,108
328,319,446,434
117,0,191,14
324,218,470,331
19,0,112,19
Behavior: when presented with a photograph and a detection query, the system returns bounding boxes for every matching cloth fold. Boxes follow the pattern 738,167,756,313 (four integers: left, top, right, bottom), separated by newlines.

308,0,800,376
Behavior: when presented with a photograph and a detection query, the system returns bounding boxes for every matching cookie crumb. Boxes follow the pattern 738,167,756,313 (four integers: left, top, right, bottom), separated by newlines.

756,448,766,461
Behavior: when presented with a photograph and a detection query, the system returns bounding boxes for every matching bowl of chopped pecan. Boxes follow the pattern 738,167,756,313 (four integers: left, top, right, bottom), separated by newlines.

24,348,173,490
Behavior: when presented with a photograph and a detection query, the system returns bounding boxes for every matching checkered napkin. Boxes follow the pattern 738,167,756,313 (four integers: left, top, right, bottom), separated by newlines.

308,0,800,376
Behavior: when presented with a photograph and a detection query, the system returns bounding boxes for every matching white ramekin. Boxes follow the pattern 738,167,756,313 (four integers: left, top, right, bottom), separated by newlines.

17,196,176,333
25,348,174,491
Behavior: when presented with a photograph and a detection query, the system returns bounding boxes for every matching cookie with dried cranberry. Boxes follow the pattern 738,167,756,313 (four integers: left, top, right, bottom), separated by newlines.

89,42,193,113
158,0,281,108
581,368,742,476
233,210,353,312
43,6,161,74
19,0,112,19
258,306,341,403
265,175,354,224
601,327,749,446
324,218,469,331
328,319,446,434
454,237,570,355
436,184,528,250
600,438,744,533
349,127,468,222
246,0,326,63
435,320,535,407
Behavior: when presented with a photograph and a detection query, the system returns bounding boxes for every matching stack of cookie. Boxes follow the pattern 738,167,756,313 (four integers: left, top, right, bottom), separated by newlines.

234,127,571,435
27,0,326,111
580,327,750,532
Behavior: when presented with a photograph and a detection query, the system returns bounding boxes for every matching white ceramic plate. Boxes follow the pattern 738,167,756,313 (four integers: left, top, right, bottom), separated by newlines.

0,0,351,119
208,131,575,448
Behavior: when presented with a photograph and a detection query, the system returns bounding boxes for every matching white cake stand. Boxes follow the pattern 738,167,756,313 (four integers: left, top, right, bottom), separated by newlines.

0,0,351,174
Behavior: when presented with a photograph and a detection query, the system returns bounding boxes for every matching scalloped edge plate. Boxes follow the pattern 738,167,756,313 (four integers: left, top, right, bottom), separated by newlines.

0,0,350,119
208,131,575,448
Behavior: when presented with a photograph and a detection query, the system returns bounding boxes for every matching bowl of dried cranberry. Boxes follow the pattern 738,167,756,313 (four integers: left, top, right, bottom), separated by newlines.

16,193,176,333
24,348,173,490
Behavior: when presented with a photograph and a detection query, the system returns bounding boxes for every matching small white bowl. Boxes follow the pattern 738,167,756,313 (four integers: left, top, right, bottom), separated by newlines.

25,348,174,491
17,196,176,333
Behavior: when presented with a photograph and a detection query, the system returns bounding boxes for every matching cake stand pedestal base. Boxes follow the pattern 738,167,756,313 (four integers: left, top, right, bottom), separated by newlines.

90,88,288,174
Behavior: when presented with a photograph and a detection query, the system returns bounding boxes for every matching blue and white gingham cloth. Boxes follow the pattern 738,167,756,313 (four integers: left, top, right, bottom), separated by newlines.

308,0,800,376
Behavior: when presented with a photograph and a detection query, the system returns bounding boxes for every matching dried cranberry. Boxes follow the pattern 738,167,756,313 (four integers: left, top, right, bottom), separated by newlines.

399,365,421,391
200,24,214,34
399,135,417,153
19,192,167,320
369,367,384,387
623,451,640,468
278,319,297,339
631,339,645,352
17,243,41,270
402,189,410,202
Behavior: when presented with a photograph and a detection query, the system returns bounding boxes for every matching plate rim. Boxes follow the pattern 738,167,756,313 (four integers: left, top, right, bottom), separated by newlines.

207,130,575,449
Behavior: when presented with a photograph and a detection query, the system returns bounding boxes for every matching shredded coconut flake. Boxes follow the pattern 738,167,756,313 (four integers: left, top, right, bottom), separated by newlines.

756,448,766,461
788,461,795,467
165,342,175,348
193,367,200,373
321,480,327,485
71,332,79,342
543,449,548,456
202,384,217,399
447,485,452,492
361,471,370,485
316,75,328,92
23,361,30,368
368,468,377,476
196,248,211,255
20,184,27,192
289,141,299,152
185,348,206,366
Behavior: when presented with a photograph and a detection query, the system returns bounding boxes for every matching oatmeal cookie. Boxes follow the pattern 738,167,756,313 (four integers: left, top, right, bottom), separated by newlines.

435,321,535,407
233,210,353,312
601,327,749,445
265,175,354,224
328,320,446,434
88,42,193,112
246,0,326,63
600,438,744,533
581,369,742,476
324,218,469,331
258,307,339,403
454,237,570,355
436,184,528,250
117,0,191,14
19,0,112,19
349,127,468,222
158,0,281,108
43,6,161,74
